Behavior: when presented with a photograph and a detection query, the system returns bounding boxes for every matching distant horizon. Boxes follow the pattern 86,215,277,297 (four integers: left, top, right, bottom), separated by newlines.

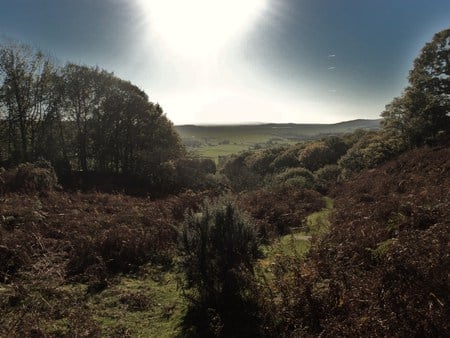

174,117,382,127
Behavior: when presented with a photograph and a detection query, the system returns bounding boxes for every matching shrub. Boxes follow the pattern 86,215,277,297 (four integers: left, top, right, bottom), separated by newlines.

274,167,316,190
179,198,261,336
338,132,401,178
1,162,59,194
221,154,263,192
269,148,301,172
239,186,325,239
245,146,288,175
297,137,347,172
315,164,341,186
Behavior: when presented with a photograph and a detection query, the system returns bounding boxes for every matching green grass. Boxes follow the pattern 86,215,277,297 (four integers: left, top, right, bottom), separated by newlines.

304,196,333,236
89,269,186,337
260,197,334,273
0,268,186,337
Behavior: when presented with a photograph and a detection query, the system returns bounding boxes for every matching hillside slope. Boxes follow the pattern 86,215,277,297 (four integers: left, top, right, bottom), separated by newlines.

313,146,449,335
268,145,449,336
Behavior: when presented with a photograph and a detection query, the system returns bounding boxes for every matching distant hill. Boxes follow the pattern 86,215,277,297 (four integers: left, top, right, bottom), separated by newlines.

175,119,381,141
175,119,381,160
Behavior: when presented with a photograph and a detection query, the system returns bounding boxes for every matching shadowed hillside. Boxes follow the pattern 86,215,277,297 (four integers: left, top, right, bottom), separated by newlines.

261,145,450,336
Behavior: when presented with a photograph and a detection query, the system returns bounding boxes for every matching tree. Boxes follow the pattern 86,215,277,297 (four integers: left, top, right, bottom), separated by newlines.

62,64,104,171
0,42,55,163
382,28,450,146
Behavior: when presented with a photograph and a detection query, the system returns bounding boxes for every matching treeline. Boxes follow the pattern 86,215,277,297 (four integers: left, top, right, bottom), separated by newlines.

0,42,196,192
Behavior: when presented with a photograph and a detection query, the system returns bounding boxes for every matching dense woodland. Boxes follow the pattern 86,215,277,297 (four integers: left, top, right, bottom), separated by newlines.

0,29,449,337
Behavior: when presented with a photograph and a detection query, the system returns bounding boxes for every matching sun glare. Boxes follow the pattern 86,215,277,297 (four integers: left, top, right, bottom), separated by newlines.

138,0,268,58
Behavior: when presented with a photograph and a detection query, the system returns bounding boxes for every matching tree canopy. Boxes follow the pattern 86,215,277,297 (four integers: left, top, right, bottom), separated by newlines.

382,28,450,146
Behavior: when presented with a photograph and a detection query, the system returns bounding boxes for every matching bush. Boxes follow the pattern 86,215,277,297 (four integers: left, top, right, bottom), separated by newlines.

239,186,325,239
315,164,341,187
274,167,316,190
269,148,301,172
338,132,401,178
221,154,263,192
0,162,59,194
180,198,261,336
298,137,348,172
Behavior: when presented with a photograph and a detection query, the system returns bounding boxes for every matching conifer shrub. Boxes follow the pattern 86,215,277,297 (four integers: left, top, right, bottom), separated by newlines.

179,198,261,336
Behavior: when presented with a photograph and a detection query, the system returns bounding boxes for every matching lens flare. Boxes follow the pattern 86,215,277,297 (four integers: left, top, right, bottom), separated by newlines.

137,0,268,58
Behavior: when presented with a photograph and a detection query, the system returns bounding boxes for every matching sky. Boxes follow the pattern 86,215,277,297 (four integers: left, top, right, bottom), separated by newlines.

0,0,449,125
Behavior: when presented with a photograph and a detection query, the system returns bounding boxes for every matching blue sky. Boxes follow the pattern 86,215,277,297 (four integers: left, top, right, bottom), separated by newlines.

1,0,449,124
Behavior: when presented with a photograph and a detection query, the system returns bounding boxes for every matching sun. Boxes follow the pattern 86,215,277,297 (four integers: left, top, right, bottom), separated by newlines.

137,0,268,58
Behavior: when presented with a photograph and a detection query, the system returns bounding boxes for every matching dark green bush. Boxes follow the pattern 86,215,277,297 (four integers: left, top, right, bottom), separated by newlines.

180,198,261,336
274,167,316,189
338,132,401,178
315,164,341,185
221,154,263,192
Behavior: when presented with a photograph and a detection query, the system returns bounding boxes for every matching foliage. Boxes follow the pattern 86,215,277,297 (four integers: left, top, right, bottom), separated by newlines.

179,198,261,336
170,157,217,192
274,167,316,190
220,136,350,192
315,164,341,183
0,161,59,193
220,152,264,192
268,146,302,172
239,186,325,239
298,137,348,171
382,28,450,147
0,42,185,194
338,131,402,178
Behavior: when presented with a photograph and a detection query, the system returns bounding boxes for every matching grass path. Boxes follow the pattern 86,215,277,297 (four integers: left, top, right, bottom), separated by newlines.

260,196,334,268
